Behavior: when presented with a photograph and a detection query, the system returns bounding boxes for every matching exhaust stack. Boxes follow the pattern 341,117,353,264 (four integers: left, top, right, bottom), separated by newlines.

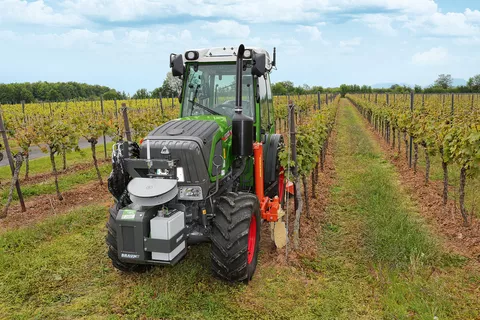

232,44,254,157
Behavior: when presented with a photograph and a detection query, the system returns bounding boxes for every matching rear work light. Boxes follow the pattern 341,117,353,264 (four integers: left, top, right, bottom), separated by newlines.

185,51,199,60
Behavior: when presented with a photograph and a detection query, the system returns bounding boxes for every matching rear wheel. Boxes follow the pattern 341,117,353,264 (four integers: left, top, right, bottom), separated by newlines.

106,203,151,273
266,136,285,202
211,192,261,282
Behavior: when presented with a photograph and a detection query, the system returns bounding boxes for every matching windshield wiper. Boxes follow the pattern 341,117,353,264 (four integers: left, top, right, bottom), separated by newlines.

188,99,220,115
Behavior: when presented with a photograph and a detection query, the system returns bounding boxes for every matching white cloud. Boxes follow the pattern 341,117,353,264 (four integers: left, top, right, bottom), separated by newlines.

34,0,438,24
0,0,84,26
1,0,473,42
404,10,480,37
465,8,480,23
202,20,250,38
412,47,448,65
339,37,362,48
295,25,322,40
361,14,397,35
0,30,16,40
125,30,150,43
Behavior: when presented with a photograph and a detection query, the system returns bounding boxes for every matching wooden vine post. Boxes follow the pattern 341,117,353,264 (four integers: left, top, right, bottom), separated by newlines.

0,108,26,214
288,101,303,250
122,103,132,141
101,96,108,159
409,92,414,168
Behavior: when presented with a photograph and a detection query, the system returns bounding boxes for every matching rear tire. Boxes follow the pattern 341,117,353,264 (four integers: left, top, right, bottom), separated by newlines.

106,203,151,273
211,192,261,282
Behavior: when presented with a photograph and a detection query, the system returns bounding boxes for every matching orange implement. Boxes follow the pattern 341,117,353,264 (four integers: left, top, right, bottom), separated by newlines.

253,142,279,222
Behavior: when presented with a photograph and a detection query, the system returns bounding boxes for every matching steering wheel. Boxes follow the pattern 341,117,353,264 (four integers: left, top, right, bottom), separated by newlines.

189,100,221,116
216,100,251,118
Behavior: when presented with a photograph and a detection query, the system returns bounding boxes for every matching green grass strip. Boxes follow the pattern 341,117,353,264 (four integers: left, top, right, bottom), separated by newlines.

0,164,110,205
0,142,114,181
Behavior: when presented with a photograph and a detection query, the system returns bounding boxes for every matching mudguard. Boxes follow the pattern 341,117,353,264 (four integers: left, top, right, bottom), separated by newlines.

262,134,283,186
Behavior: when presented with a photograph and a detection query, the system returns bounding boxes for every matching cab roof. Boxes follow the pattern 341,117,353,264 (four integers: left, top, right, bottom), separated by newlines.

184,46,272,69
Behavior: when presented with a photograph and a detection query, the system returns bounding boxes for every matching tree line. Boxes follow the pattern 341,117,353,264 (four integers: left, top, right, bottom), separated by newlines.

3,73,479,104
0,82,128,104
339,74,480,97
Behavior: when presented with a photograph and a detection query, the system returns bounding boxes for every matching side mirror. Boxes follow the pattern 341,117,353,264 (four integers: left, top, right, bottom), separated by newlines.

251,52,266,77
170,53,184,77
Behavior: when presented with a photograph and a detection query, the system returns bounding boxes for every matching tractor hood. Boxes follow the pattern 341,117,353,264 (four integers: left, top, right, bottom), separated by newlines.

180,115,231,132
139,117,231,196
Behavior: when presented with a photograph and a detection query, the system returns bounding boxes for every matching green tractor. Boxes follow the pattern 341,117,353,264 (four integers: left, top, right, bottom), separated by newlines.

106,44,284,282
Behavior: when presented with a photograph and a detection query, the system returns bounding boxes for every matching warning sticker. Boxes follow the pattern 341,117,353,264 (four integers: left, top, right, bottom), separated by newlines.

121,209,136,220
161,146,170,154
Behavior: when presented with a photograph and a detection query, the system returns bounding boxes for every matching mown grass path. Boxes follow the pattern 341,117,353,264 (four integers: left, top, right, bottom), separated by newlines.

0,99,478,319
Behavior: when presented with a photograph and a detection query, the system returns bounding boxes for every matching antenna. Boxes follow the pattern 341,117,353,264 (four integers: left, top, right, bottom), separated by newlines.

272,47,276,67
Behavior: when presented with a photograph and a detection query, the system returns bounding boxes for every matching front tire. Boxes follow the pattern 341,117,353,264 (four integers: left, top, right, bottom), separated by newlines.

106,203,151,273
211,192,261,282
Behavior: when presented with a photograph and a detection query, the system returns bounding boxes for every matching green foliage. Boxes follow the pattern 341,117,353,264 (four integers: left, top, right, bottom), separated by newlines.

467,74,480,91
132,88,151,99
348,93,480,177
339,84,348,97
434,74,453,89
0,82,124,104
279,96,338,178
37,114,79,156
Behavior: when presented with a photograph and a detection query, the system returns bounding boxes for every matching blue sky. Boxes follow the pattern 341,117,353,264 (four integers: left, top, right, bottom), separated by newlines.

0,0,479,93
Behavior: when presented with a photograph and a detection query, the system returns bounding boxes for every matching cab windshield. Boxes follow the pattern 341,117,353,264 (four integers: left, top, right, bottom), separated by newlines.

181,63,254,119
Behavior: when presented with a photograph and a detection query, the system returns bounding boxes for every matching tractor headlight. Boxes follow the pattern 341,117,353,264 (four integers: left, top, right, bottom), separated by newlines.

178,186,203,200
243,49,252,59
185,51,199,60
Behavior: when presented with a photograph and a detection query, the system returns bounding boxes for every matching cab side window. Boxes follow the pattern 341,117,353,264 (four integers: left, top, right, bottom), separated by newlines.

258,76,268,131
265,74,273,131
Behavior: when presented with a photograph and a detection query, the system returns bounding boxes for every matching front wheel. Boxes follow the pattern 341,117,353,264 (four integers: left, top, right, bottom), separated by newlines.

211,192,261,282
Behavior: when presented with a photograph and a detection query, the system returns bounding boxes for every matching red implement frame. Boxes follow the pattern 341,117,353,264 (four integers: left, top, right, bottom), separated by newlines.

253,142,279,222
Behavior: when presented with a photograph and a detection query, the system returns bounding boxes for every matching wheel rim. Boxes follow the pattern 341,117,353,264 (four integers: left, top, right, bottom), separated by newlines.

247,215,257,264
278,166,285,201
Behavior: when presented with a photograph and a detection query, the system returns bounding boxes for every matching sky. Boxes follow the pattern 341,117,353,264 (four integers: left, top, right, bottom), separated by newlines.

0,0,479,94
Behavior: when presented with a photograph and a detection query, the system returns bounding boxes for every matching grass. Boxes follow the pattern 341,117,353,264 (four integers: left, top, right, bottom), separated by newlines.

322,99,478,318
0,163,110,205
0,205,329,319
0,99,477,319
0,142,114,182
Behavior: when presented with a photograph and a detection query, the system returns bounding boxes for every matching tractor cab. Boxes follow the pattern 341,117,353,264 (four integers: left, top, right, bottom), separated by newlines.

172,47,276,141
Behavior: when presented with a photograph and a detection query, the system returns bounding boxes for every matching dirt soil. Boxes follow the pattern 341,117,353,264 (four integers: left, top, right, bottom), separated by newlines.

352,101,480,262
0,181,111,232
259,123,338,267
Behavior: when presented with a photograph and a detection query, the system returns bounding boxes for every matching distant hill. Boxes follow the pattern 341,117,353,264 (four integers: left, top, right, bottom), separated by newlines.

372,82,411,89
373,78,467,89
451,78,467,87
